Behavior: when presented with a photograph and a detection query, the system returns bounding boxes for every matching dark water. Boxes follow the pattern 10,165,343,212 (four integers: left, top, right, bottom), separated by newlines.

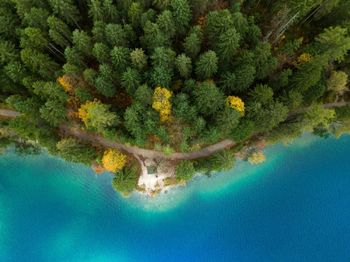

0,135,349,261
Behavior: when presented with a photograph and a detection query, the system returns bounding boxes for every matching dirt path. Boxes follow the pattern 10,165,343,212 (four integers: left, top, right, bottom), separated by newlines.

61,125,235,160
0,109,21,118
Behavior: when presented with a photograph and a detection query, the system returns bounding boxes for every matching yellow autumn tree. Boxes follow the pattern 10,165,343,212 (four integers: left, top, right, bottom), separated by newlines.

102,149,127,173
152,86,173,122
226,96,245,114
58,75,75,93
248,151,266,165
296,53,312,65
78,100,91,125
78,100,118,133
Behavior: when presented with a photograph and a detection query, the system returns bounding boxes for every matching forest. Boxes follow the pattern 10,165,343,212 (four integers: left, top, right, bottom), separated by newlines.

1,0,350,194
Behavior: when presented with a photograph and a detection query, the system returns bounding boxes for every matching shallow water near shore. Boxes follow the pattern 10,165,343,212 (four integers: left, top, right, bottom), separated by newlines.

1,134,350,261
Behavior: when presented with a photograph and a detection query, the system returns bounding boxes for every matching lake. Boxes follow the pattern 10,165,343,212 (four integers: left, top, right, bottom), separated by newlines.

0,134,349,261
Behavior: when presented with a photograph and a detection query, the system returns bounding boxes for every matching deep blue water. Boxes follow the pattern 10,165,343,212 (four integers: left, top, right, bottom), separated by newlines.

1,134,350,262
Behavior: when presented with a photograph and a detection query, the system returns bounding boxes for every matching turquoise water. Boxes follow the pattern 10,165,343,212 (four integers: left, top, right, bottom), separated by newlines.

1,135,350,261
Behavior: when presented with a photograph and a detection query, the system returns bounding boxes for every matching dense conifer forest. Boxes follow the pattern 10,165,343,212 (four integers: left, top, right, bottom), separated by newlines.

1,0,350,194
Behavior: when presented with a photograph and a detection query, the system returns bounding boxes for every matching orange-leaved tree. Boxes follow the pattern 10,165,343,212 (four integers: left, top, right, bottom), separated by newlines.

102,149,127,173
58,75,76,93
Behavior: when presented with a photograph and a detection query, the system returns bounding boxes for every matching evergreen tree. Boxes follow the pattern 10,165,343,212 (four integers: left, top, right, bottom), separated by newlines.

141,21,169,51
105,23,128,47
57,138,97,164
134,84,152,106
48,0,80,26
175,54,192,78
194,81,224,117
219,72,236,93
157,10,176,38
20,48,60,79
111,46,130,72
195,51,218,80
216,28,240,62
89,0,119,23
232,63,256,92
183,29,202,59
121,68,141,95
205,10,233,43
170,0,192,34
150,66,173,87
23,7,50,30
128,2,143,28
47,16,72,48
95,64,116,97
130,48,148,70
72,30,93,56
316,26,350,62
40,99,67,126
20,27,48,51
0,41,18,65
92,21,106,42
92,42,110,64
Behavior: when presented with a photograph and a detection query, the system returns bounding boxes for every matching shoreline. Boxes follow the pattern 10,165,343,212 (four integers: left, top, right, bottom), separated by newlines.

1,104,350,196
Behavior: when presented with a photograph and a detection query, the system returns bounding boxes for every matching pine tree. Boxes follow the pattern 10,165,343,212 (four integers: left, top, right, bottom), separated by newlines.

40,99,67,126
128,2,143,28
20,27,48,50
157,10,176,38
316,26,350,62
57,138,97,164
170,0,191,34
205,10,233,43
252,43,277,80
111,46,130,72
0,3,20,40
175,54,192,78
92,43,110,64
105,23,128,47
130,48,148,70
141,21,169,51
92,21,106,42
183,26,202,59
232,63,256,92
194,81,224,117
215,28,240,62
64,47,85,69
151,66,173,87
48,0,80,26
290,59,324,93
0,41,18,65
4,62,27,83
89,0,119,23
219,72,236,93
23,8,50,30
20,49,60,79
121,68,141,95
72,30,93,56
95,64,116,97
47,16,72,48
195,51,218,80
134,84,152,106
151,47,176,69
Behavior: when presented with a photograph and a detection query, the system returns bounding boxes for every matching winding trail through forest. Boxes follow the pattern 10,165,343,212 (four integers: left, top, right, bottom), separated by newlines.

1,101,349,160
61,125,235,160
